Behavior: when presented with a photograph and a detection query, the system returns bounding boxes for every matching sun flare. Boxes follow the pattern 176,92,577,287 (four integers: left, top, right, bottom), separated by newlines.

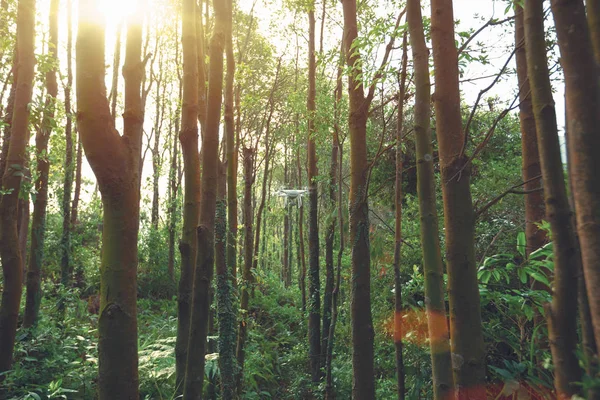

97,0,140,23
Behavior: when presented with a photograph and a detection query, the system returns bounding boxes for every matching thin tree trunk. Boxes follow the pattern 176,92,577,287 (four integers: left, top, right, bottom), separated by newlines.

0,0,34,376
297,150,307,312
393,25,408,400
525,0,584,396
306,5,321,384
176,0,201,391
70,136,82,226
325,42,343,400
514,4,546,259
109,22,122,123
151,59,165,230
76,1,144,397
430,1,486,397
23,0,58,328
236,147,255,396
551,0,600,354
408,1,455,398
218,1,236,392
61,0,74,285
183,0,225,394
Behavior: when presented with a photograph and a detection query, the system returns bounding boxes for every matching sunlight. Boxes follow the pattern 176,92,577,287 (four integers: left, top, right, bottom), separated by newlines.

97,0,140,23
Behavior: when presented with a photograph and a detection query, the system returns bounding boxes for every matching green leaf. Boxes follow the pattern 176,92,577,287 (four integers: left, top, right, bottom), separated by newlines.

518,268,527,284
529,272,549,287
517,231,526,257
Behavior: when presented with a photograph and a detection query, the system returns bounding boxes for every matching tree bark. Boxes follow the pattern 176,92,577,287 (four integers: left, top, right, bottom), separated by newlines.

0,0,35,376
76,1,144,397
307,5,321,384
430,1,486,398
587,0,600,65
394,25,408,400
236,147,255,396
341,0,375,396
23,0,59,328
551,0,600,354
524,0,584,396
325,42,343,400
61,0,74,285
408,2,455,398
175,0,201,391
183,0,225,394
514,4,546,258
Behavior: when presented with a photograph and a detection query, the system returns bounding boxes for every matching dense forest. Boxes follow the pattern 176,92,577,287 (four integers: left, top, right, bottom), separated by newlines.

0,0,598,398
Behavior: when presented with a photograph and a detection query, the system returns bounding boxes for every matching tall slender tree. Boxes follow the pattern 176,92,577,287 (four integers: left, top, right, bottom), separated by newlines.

0,0,35,376
183,0,225,395
514,4,546,258
175,0,201,390
307,2,321,384
24,0,59,328
430,0,486,397
218,0,237,396
524,0,583,396
407,1,455,398
61,0,75,284
76,0,144,397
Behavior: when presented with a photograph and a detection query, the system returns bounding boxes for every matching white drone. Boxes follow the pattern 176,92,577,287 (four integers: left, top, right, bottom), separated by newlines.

276,188,308,207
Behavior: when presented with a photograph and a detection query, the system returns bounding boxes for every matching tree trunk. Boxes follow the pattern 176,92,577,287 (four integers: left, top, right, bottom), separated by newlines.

61,0,74,285
151,63,165,231
219,2,237,396
176,0,201,391
394,25,408,400
71,138,82,227
524,0,584,396
109,23,122,123
236,147,255,396
0,0,35,376
551,0,600,353
225,0,237,286
341,0,375,397
307,5,321,384
76,1,144,397
514,4,546,259
587,0,600,65
430,1,486,397
23,0,58,328
297,148,307,312
325,42,343,400
168,76,182,280
408,1,455,397
183,0,225,393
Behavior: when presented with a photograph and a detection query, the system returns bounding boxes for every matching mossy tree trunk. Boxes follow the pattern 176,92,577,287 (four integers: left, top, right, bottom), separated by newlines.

23,0,59,328
407,1,455,397
76,1,145,397
524,0,584,396
0,0,35,376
